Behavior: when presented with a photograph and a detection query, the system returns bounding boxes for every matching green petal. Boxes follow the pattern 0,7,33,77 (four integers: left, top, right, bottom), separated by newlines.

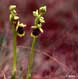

39,28,43,33
19,23,26,27
37,24,42,28
14,16,19,20
31,26,37,28
40,17,45,23
33,10,38,17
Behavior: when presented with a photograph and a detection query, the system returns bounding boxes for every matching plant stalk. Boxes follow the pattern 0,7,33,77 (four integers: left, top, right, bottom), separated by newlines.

26,37,37,79
11,26,17,79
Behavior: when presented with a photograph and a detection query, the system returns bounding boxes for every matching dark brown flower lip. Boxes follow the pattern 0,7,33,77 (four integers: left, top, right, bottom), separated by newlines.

32,28,41,36
16,26,25,37
17,26,24,34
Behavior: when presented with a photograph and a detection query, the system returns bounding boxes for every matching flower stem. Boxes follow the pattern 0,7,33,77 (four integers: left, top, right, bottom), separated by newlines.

26,5,46,79
11,26,17,79
26,37,37,79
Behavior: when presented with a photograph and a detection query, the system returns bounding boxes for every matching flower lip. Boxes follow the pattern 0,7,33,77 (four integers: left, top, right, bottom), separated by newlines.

16,26,25,37
32,28,40,36
17,26,24,34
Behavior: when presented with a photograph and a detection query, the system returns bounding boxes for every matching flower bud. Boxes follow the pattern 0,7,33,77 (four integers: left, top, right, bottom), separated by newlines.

39,6,46,14
32,28,40,36
9,5,16,11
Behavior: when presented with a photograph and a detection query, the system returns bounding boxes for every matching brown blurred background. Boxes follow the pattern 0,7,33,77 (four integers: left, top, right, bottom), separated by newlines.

0,0,78,79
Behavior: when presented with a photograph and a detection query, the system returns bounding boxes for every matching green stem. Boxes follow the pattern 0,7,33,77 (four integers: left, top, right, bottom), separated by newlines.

11,26,17,79
26,37,37,79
